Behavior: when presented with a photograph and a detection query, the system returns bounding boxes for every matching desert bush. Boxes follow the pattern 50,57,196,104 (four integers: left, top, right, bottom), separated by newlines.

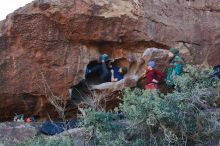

81,65,219,146
81,108,127,145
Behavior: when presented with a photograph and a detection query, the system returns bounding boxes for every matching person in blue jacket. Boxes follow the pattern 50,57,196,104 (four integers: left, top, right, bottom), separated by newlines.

111,65,128,82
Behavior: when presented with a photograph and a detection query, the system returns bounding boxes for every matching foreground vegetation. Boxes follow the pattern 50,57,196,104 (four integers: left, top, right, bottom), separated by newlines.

14,65,219,146
82,65,220,146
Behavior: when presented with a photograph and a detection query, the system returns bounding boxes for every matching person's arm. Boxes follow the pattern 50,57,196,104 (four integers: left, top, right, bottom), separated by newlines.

140,69,147,79
152,79,159,84
111,69,116,82
155,69,165,82
111,67,119,82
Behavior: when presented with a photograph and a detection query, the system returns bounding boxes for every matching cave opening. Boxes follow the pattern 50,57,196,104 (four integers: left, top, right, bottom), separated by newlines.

69,80,92,105
84,57,129,85
68,41,171,119
69,57,130,108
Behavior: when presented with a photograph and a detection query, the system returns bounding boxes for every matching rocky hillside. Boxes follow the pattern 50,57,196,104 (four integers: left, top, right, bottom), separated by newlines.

0,0,220,121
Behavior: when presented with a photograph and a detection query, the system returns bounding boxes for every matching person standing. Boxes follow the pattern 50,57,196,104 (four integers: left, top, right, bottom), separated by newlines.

166,48,184,87
145,61,165,90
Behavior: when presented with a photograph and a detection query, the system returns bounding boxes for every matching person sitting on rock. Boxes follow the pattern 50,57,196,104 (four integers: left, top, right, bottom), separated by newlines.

109,62,128,82
166,48,184,87
145,60,165,90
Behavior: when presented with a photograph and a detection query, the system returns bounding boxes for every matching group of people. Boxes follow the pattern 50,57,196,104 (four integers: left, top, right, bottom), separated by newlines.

145,48,184,90
85,48,185,91
85,54,128,84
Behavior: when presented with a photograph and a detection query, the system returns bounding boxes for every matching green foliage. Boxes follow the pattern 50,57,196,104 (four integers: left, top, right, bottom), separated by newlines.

15,136,74,146
81,65,219,146
83,108,121,131
81,108,126,146
174,65,219,104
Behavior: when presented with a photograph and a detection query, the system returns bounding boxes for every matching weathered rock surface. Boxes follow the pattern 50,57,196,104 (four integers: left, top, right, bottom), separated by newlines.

0,122,39,145
0,122,89,146
0,0,220,121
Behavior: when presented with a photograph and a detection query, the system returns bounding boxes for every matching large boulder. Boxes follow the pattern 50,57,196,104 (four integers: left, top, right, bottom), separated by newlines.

0,0,220,121
0,122,89,146
0,122,39,145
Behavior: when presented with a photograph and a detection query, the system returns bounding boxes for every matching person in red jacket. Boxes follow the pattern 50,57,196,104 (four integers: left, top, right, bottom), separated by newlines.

145,61,165,90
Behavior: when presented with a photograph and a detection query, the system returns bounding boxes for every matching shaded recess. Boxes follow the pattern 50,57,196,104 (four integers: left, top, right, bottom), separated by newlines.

84,60,108,85
0,93,77,122
69,57,129,109
0,39,170,122
68,41,170,120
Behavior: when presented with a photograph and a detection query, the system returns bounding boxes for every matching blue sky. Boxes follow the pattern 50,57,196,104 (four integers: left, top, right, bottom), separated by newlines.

0,0,33,21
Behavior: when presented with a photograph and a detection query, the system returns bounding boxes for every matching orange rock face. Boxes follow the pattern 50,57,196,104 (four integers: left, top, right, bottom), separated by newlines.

0,0,219,121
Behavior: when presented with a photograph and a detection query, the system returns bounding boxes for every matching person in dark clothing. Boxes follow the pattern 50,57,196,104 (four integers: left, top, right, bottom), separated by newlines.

85,54,112,84
145,61,165,90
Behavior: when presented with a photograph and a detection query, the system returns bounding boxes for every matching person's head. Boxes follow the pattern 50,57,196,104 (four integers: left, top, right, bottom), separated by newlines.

147,60,156,70
168,48,179,58
99,54,109,62
119,67,128,75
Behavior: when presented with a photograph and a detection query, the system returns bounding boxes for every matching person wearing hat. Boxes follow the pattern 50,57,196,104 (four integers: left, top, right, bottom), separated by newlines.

110,62,128,82
145,60,165,90
166,48,184,87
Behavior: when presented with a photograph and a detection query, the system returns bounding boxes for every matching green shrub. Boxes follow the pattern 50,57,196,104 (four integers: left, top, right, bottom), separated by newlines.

81,108,127,146
81,65,219,146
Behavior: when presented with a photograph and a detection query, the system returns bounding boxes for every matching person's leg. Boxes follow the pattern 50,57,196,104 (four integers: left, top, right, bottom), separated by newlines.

100,62,111,83
145,83,157,90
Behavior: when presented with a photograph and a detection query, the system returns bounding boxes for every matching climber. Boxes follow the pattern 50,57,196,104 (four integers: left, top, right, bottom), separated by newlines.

110,63,128,82
166,48,184,87
85,54,112,84
144,60,165,90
